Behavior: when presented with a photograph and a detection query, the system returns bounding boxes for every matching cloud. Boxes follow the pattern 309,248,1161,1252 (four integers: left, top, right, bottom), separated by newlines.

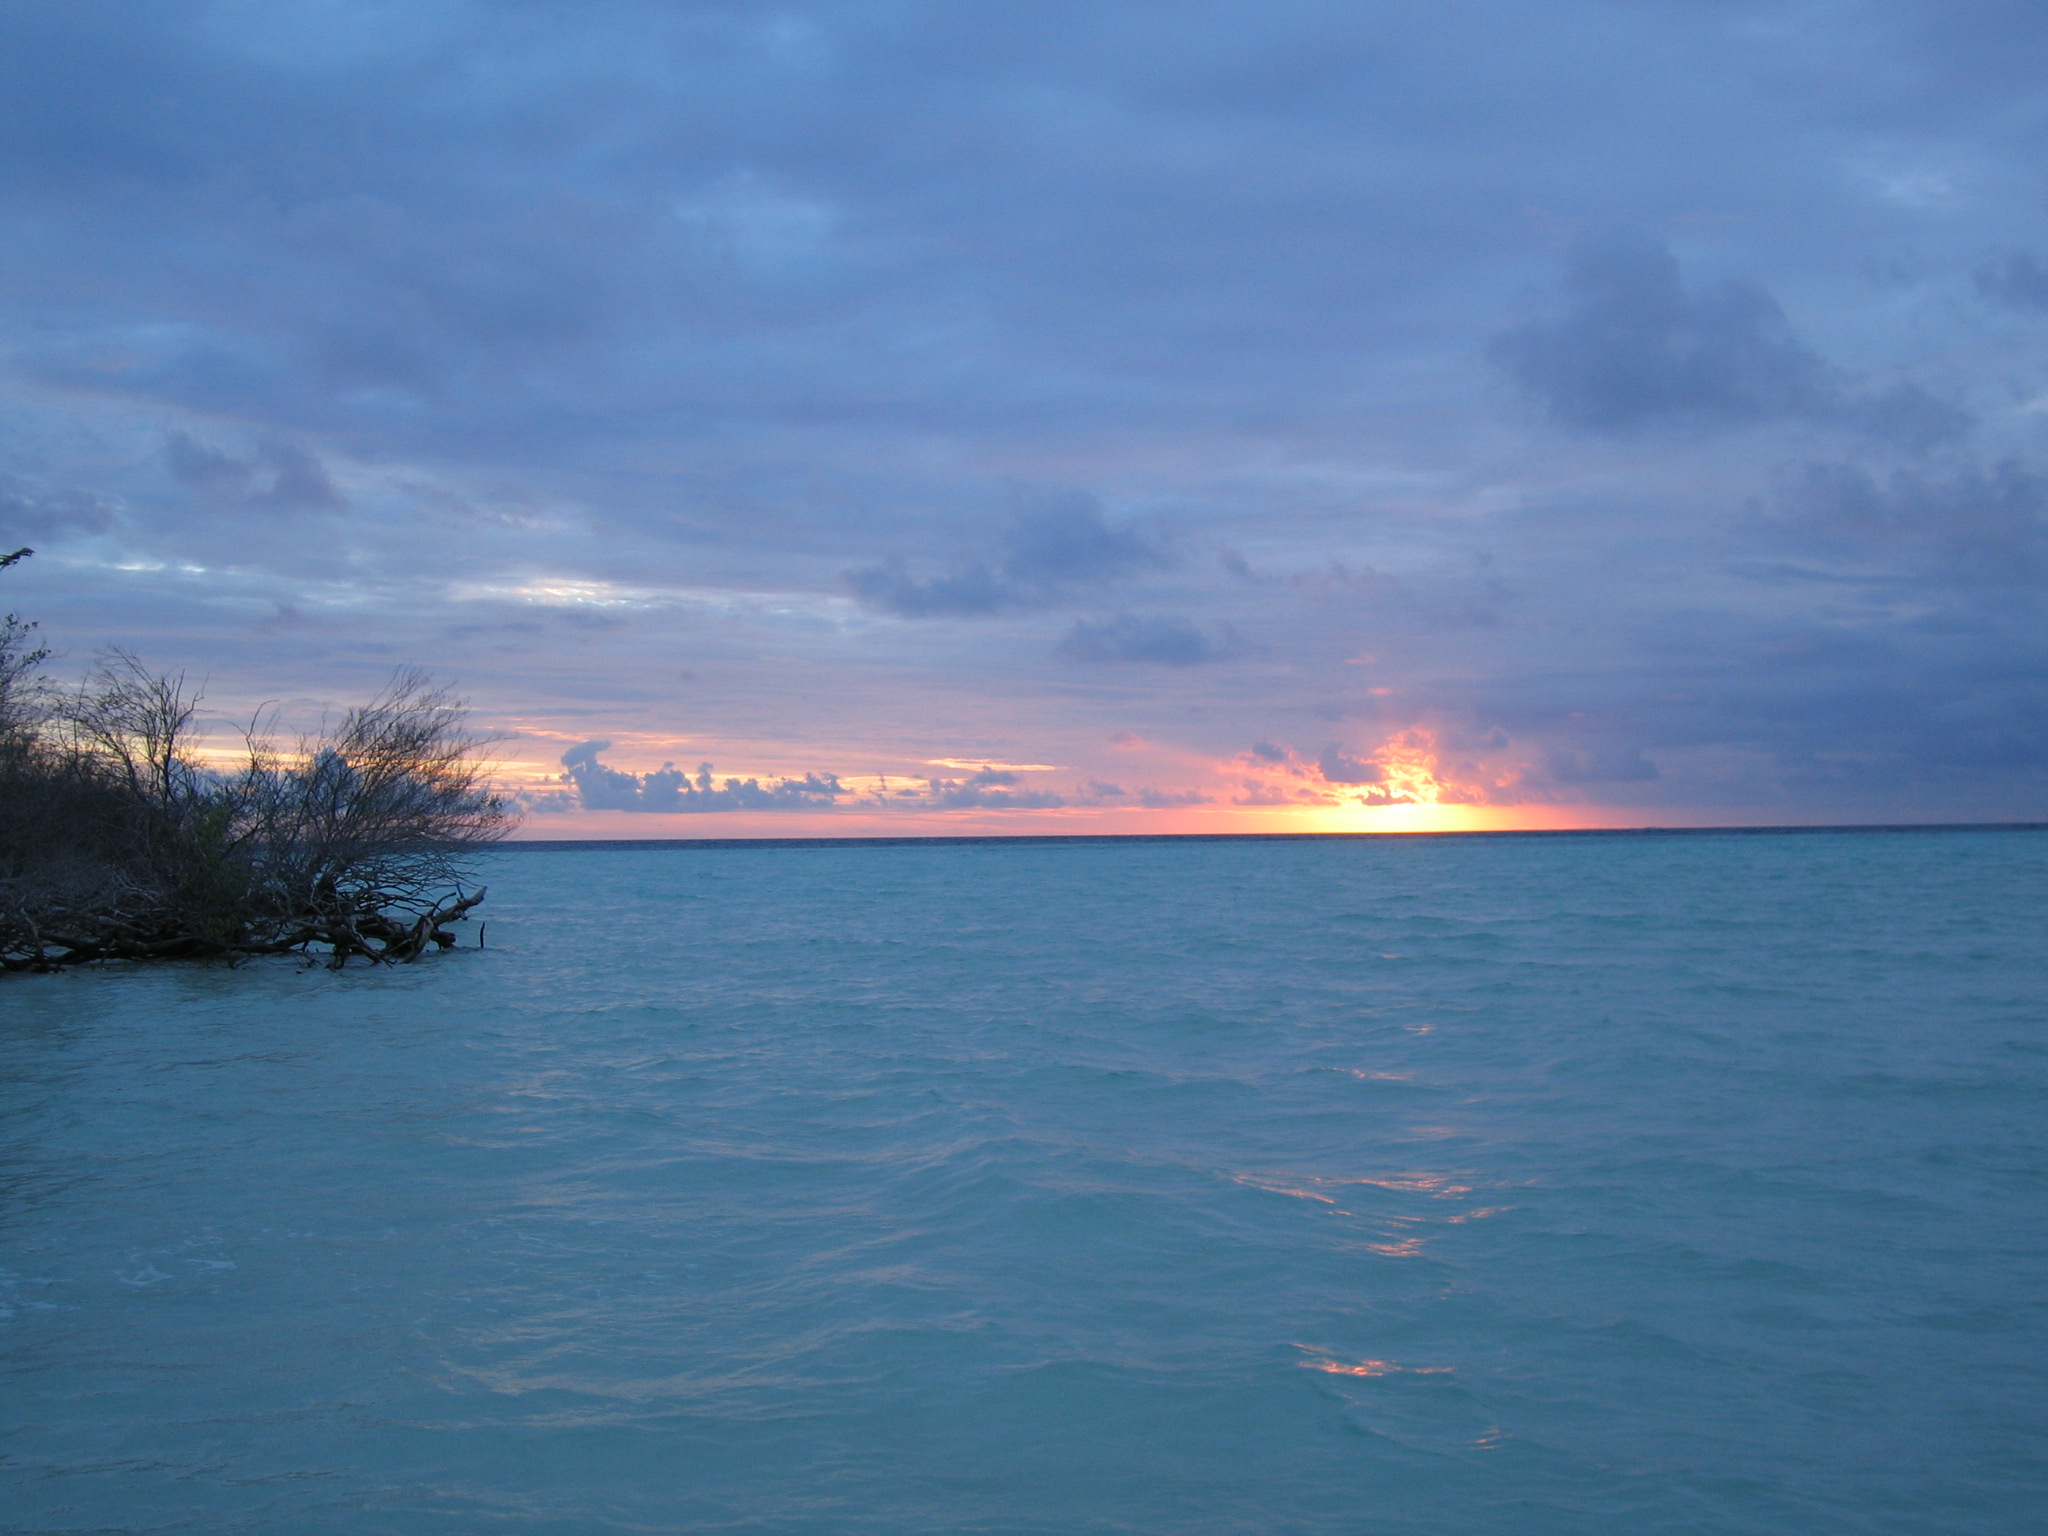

1542,745,1659,783
0,477,118,540
845,560,1014,618
1850,384,1974,455
166,434,346,512
1056,614,1242,665
1231,779,1314,806
848,495,1173,617
559,740,845,812
917,766,1067,809
1432,597,2048,808
1769,459,2048,576
1976,250,2048,311
1491,233,1834,435
554,744,1089,813
1490,233,1967,447
1000,494,1172,585
1232,732,1494,807
2,4,2046,825
1134,786,1209,807
1314,745,1382,784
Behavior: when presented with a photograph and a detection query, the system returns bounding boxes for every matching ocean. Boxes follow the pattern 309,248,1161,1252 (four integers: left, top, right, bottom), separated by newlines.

2,829,2044,1534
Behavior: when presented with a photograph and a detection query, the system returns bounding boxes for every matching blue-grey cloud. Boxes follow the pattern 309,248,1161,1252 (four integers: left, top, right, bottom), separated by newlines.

1314,745,1381,786
1056,614,1240,666
918,767,1067,810
845,561,1016,619
556,743,1085,814
1490,233,1834,435
0,2,2043,823
1491,234,1969,447
166,435,346,513
0,478,118,541
560,741,845,813
1770,460,2048,577
849,496,1174,618
1134,786,1209,808
1543,745,1660,785
1976,251,2048,312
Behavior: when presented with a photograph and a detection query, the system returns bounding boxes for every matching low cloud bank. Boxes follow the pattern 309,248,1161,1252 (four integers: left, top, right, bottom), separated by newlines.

533,742,1220,818
558,741,845,813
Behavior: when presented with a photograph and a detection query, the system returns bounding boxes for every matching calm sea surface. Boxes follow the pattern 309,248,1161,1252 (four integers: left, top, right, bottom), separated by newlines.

3,831,2045,1534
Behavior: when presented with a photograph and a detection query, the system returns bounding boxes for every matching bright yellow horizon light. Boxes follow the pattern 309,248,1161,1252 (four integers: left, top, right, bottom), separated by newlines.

1248,797,1638,836
1294,799,1500,834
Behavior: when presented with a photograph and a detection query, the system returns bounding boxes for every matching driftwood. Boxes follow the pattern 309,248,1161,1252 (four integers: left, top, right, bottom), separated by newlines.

4,886,490,972
1,552,507,972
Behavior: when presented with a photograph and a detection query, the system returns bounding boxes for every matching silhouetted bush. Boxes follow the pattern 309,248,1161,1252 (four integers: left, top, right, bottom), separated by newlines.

1,551,507,970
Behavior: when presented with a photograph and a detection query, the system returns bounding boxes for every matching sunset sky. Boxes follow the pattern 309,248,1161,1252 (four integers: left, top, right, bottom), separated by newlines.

3,0,2045,835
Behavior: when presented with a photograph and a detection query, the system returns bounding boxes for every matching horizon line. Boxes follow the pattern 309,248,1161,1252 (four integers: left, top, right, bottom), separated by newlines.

493,821,2048,851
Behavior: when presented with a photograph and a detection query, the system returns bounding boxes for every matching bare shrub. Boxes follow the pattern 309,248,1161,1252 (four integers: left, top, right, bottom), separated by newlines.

1,553,509,970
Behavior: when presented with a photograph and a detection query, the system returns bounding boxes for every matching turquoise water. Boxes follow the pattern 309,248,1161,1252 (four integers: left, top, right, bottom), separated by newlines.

2,831,2045,1534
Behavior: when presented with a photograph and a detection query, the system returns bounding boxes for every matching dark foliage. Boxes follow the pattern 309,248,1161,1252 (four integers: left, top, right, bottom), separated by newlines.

0,553,507,970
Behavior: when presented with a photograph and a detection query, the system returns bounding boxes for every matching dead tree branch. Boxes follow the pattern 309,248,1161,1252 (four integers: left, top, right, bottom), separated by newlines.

1,556,509,971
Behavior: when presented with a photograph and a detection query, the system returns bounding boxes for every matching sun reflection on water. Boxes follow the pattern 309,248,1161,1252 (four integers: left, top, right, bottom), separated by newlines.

1294,1345,1454,1378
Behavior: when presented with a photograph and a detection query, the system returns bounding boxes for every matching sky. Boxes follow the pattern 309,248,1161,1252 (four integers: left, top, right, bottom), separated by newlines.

2,0,2046,836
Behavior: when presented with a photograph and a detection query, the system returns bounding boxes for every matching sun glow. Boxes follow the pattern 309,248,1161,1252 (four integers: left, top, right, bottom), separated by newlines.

481,716,1674,840
1322,799,1491,834
1370,731,1444,805
1224,725,1535,832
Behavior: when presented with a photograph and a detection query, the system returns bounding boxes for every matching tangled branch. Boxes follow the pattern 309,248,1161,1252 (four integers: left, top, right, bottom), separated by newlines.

1,557,508,970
